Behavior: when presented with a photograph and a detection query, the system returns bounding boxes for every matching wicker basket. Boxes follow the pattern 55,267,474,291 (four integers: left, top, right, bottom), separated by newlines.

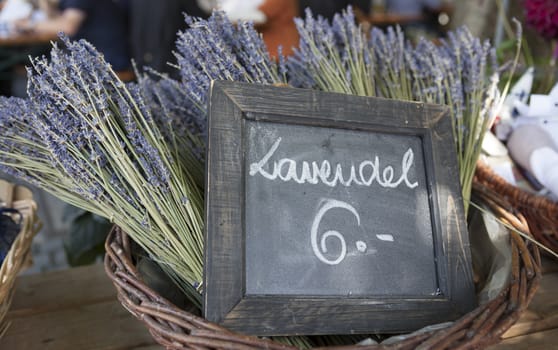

475,161,558,255
0,180,41,337
104,170,542,350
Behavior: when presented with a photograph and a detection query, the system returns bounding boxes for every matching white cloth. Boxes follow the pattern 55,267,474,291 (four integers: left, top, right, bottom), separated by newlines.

513,116,558,149
218,0,267,23
0,0,32,24
530,147,558,197
196,0,217,13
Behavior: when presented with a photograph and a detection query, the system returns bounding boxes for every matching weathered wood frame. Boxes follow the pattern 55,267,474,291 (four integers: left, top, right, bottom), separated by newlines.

204,81,475,336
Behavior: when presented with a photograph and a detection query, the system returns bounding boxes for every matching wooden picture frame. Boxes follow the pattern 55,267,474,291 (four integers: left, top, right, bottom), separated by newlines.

204,81,475,336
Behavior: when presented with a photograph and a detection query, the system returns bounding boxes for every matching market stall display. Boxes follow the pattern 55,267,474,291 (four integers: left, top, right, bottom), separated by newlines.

0,7,553,349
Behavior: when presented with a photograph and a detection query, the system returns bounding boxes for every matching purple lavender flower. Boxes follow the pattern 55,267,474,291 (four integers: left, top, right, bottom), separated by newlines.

289,7,373,95
175,11,282,130
0,96,47,186
136,71,205,140
286,7,497,187
2,34,178,202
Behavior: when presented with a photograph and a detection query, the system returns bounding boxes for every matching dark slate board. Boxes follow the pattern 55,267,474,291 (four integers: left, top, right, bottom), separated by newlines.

245,121,436,297
204,81,476,336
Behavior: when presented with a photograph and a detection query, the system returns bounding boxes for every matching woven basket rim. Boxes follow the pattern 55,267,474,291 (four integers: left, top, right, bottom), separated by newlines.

104,166,544,349
0,199,41,338
475,161,558,256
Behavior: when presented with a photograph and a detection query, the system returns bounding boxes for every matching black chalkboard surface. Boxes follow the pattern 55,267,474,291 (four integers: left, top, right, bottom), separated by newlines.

245,122,436,297
204,81,476,336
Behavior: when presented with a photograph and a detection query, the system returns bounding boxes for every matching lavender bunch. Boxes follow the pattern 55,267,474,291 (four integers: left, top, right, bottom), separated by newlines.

369,26,414,99
133,10,286,218
174,11,285,124
289,9,375,96
135,72,205,185
0,36,205,305
287,8,500,213
410,29,499,210
172,13,316,349
0,97,57,191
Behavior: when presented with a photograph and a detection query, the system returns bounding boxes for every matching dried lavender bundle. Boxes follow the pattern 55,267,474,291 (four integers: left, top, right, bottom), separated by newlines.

135,72,205,185
0,36,205,305
174,11,285,123
288,9,375,95
287,8,500,212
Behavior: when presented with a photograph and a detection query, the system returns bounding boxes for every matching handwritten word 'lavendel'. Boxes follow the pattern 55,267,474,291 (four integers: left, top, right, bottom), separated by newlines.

249,138,419,189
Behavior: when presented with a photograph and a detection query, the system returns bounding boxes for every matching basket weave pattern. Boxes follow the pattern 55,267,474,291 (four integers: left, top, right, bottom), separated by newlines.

0,181,41,337
475,162,558,255
104,172,542,350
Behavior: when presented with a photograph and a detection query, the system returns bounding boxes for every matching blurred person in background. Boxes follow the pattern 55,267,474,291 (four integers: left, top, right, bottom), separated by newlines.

384,0,443,18
0,0,58,96
257,0,299,57
196,0,216,13
127,0,207,78
219,0,299,58
34,0,59,18
0,0,33,28
0,0,58,34
382,0,446,40
15,0,131,72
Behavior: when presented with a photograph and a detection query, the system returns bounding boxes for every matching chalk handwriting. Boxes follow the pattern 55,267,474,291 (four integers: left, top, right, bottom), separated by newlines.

376,234,394,242
249,137,418,189
311,199,397,265
311,199,360,265
356,240,368,253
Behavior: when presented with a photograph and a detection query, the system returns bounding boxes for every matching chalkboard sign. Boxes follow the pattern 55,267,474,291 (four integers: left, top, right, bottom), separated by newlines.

204,81,476,336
